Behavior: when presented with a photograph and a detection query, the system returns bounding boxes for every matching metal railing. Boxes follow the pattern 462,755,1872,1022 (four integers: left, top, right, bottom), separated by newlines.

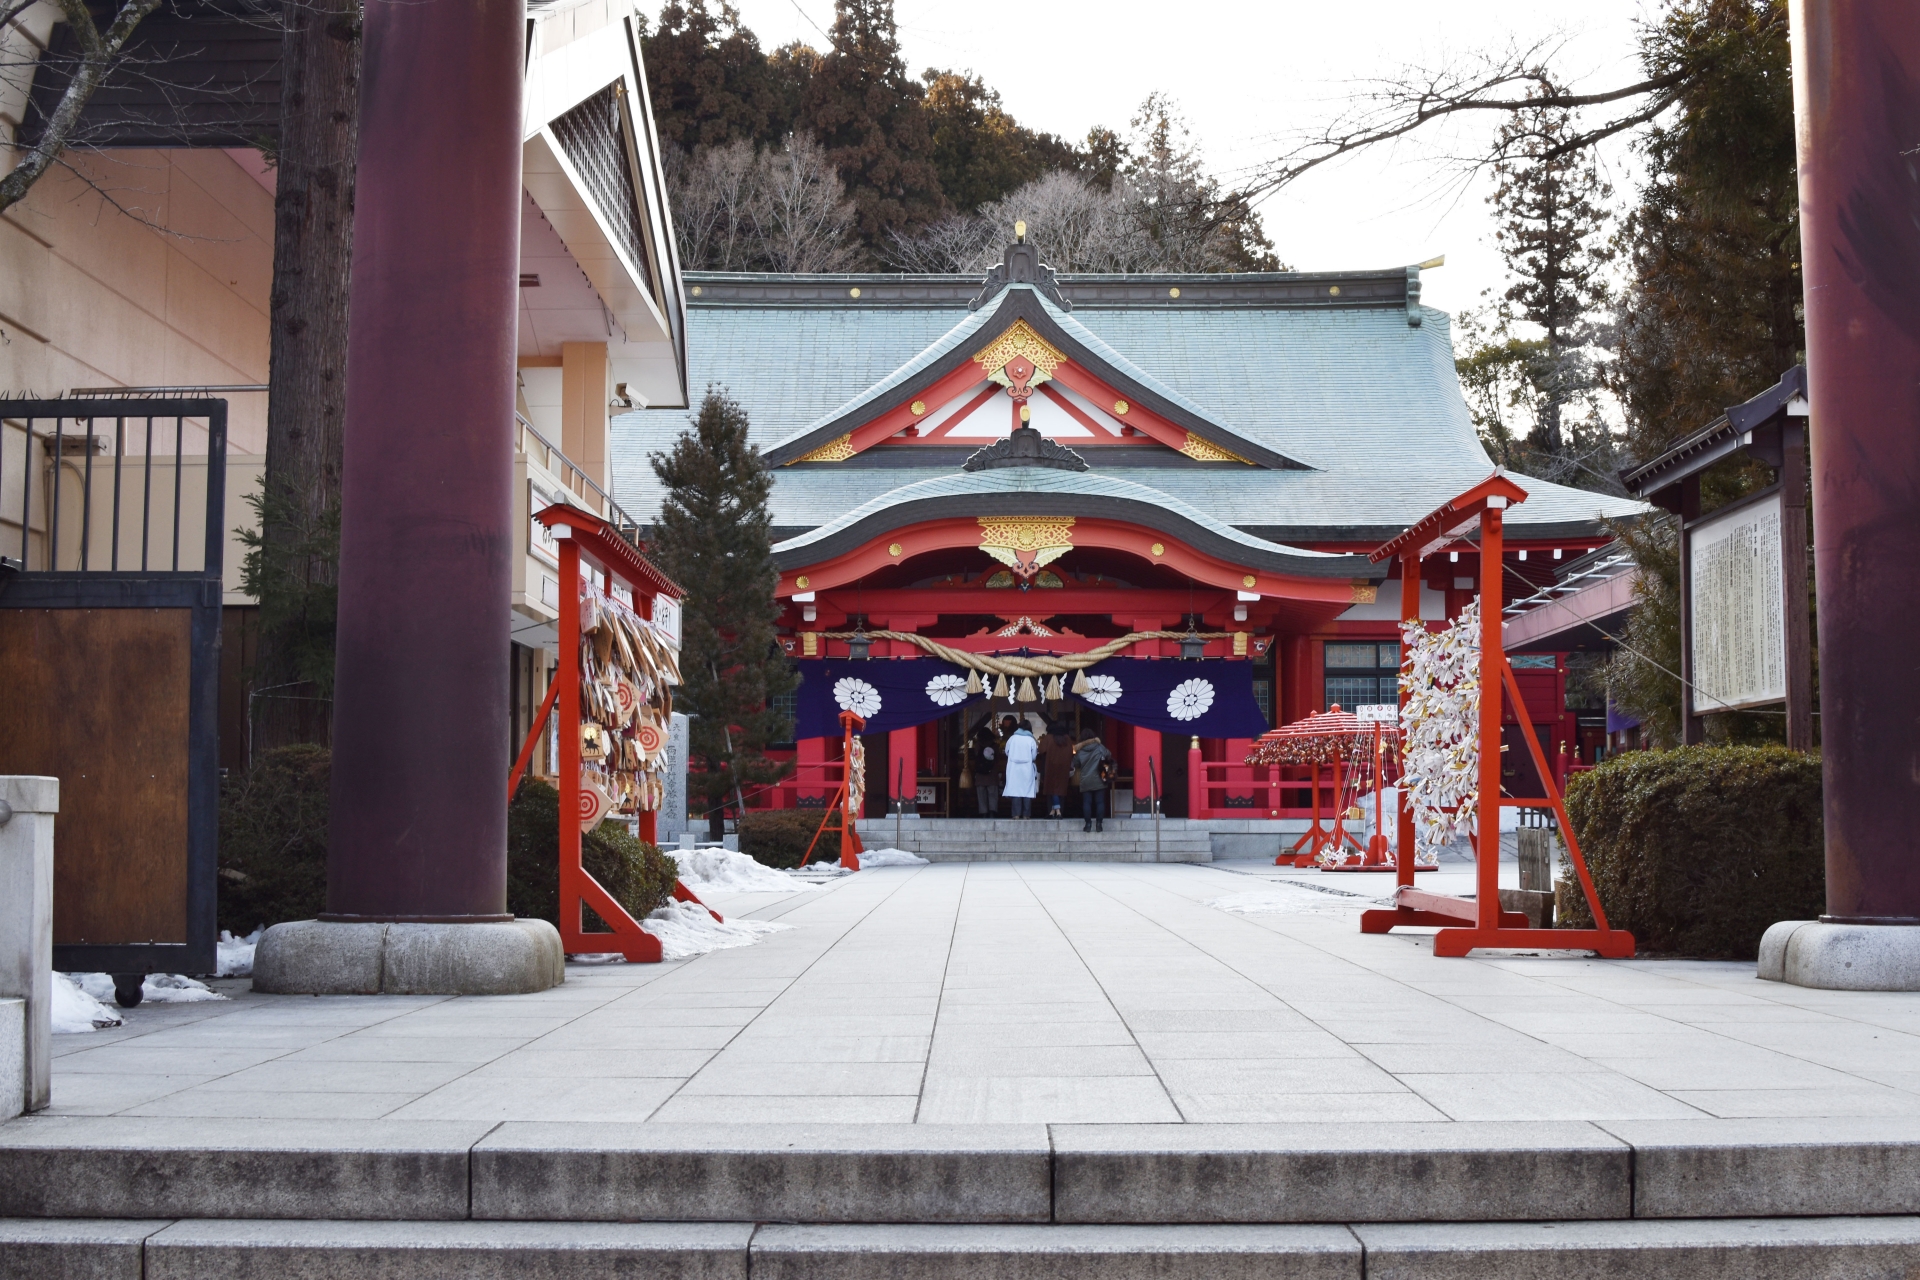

2,399,228,575
515,412,643,541
1502,547,1635,618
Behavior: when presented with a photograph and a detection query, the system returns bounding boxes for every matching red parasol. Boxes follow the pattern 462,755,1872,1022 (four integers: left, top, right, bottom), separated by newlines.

1244,706,1374,766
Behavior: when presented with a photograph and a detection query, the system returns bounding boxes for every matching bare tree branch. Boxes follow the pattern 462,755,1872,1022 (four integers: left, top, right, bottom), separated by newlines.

0,0,163,214
1240,36,1701,201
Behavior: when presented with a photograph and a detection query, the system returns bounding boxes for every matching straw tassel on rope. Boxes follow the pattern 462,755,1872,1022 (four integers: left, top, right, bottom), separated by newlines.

1017,677,1036,703
816,629,1241,680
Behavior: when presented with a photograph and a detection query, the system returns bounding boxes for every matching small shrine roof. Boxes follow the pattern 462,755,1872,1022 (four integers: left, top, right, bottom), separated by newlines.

769,466,1371,578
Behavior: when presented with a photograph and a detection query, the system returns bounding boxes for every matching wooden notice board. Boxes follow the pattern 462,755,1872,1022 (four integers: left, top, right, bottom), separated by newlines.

0,608,192,946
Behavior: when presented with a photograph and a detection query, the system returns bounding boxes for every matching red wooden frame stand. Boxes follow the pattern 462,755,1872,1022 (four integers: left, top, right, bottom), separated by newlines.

1357,477,1635,958
525,503,717,963
800,710,866,870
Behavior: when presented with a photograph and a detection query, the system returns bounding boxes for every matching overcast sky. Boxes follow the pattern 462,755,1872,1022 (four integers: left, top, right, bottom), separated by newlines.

721,0,1657,318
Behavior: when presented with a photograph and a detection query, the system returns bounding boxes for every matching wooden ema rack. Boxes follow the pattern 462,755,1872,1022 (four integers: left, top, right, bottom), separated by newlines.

1358,476,1635,958
799,710,866,871
517,503,717,963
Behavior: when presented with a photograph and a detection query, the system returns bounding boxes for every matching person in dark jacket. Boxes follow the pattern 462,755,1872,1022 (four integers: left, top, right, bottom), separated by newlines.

1072,735,1116,832
1039,722,1076,818
966,719,1003,817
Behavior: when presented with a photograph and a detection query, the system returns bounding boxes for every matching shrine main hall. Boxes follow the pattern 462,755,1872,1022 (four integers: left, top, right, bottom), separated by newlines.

614,238,1641,823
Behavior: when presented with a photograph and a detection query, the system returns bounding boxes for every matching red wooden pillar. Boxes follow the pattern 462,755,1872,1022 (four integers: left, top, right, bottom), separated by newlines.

1396,551,1421,885
1134,728,1161,815
1186,737,1204,820
888,726,916,815
797,735,828,806
1793,0,1920,924
324,0,523,921
1475,500,1507,930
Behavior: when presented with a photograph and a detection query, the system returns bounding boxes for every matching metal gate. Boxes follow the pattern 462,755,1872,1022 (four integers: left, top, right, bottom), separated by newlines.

0,398,226,977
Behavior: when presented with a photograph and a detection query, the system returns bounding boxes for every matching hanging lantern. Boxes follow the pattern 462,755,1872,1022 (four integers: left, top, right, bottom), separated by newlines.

1180,628,1207,660
847,627,871,660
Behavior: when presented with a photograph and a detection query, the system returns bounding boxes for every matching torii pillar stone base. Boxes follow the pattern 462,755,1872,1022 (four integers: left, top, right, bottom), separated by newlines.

255,0,563,995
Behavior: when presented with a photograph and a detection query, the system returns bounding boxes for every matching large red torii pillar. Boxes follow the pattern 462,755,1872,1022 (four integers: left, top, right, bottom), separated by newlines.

1762,1,1920,988
255,0,563,995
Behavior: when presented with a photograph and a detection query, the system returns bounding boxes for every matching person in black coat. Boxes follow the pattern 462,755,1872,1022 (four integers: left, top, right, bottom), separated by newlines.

1072,735,1116,832
966,719,1004,817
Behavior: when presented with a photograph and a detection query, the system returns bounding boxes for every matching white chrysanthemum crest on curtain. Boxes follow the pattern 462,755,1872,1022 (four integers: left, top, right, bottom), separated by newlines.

1167,678,1215,721
833,678,882,718
1399,601,1479,862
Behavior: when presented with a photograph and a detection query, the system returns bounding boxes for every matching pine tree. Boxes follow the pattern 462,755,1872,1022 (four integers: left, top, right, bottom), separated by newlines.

1610,0,1800,471
648,391,795,837
1488,95,1615,460
920,69,1074,211
1602,0,1803,747
798,0,947,244
642,0,797,149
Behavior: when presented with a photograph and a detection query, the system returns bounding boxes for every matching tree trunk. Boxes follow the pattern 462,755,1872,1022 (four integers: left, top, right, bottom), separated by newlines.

252,0,361,754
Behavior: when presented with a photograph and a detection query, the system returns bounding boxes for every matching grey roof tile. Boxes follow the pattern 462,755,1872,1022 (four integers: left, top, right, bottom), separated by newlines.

610,285,1646,542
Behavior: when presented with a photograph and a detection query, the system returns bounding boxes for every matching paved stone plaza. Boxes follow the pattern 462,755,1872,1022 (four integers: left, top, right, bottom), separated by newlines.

39,860,1920,1126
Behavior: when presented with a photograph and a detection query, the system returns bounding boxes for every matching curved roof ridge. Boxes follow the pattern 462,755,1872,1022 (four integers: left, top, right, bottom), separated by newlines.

771,466,1358,576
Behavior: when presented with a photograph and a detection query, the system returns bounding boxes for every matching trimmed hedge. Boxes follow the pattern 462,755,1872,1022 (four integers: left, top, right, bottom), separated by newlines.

506,779,678,928
737,808,833,868
218,757,675,936
1557,745,1824,958
218,744,331,934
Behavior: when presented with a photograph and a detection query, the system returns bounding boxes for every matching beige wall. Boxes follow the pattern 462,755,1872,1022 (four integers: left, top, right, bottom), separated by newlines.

0,148,274,451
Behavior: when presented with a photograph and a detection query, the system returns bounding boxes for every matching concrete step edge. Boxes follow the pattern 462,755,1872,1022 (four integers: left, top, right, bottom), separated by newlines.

7,1216,1920,1280
9,1121,1920,1224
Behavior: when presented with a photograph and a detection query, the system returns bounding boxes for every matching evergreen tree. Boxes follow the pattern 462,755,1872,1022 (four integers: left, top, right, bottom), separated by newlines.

798,0,948,243
649,391,795,837
1602,0,1803,746
642,0,797,150
921,69,1075,211
1487,94,1614,461
1610,0,1800,469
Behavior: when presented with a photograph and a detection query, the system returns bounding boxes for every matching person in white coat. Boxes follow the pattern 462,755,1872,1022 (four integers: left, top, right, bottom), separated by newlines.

1002,726,1039,818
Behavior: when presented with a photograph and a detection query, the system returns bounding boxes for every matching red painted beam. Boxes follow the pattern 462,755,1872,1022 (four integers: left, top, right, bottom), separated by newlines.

778,515,1361,605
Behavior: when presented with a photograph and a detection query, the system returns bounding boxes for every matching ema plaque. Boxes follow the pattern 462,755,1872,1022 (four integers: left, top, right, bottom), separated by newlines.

1688,492,1786,712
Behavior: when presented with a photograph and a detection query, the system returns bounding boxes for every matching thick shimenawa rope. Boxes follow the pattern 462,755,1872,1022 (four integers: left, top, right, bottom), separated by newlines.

817,629,1239,680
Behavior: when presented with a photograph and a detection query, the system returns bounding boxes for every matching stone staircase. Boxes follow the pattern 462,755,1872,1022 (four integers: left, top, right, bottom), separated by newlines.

855,817,1213,862
4,1117,1919,1276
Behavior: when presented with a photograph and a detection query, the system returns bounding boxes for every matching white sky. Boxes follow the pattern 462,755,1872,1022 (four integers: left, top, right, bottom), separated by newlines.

720,0,1658,317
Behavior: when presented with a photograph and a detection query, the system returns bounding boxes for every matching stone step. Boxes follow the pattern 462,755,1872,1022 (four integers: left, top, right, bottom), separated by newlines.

8,1216,1920,1279
8,1118,1920,1226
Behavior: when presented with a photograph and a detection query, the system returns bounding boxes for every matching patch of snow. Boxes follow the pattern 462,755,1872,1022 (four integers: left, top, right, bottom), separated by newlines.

670,847,818,894
1208,882,1381,919
66,971,227,1007
217,928,263,977
140,974,225,1003
567,953,629,965
852,847,929,867
642,899,791,961
50,972,122,1033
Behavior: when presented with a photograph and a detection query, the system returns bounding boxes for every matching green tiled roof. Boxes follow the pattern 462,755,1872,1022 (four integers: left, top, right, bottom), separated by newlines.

612,267,1646,544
